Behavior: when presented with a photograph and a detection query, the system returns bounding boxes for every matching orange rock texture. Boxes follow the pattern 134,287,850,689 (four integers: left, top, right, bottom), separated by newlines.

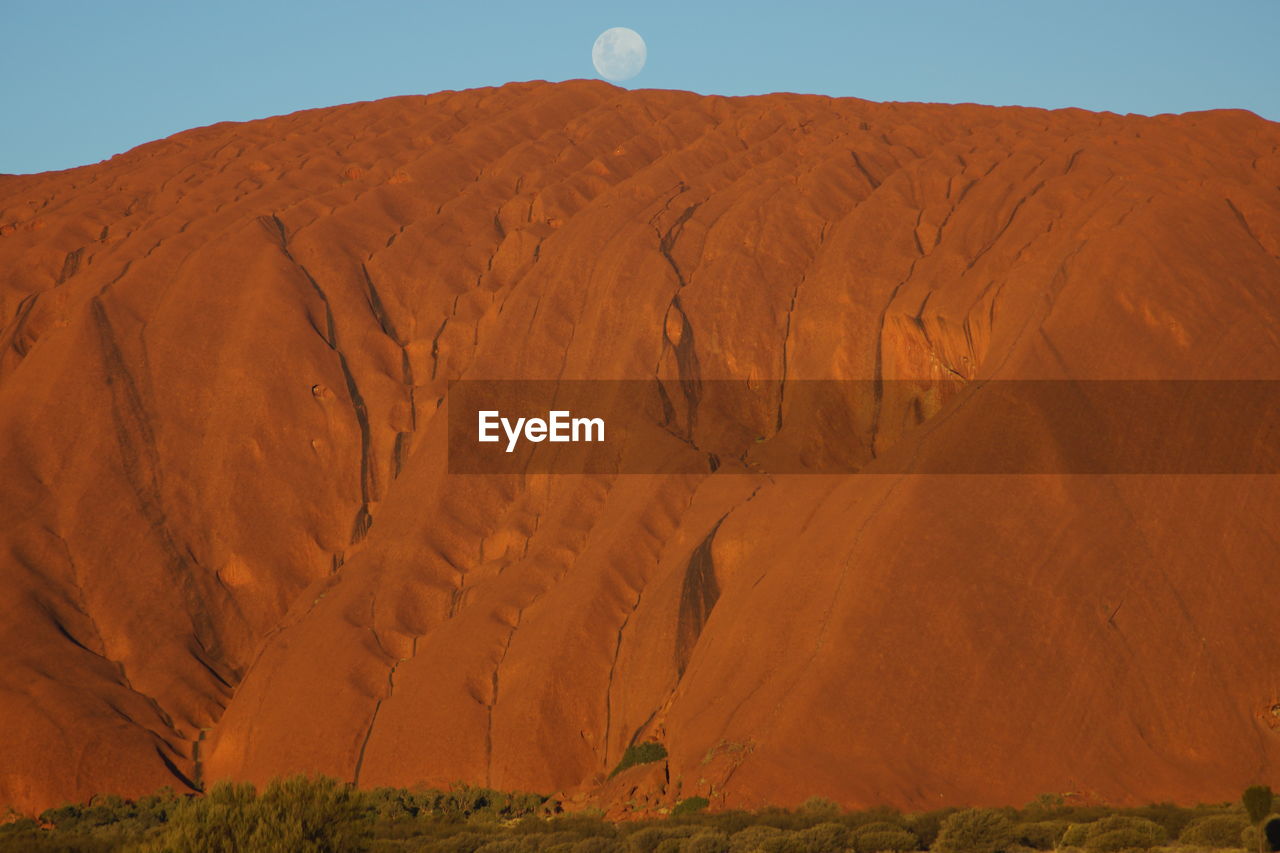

2,80,1279,816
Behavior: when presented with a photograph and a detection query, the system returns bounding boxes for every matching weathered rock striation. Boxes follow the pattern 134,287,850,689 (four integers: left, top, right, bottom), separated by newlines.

2,80,1279,815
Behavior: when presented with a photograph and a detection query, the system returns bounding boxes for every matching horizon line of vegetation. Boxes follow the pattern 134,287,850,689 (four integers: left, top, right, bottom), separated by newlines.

2,777,1277,853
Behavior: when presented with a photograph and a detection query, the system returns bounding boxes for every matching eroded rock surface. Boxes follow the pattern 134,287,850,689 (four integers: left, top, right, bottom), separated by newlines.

2,80,1279,814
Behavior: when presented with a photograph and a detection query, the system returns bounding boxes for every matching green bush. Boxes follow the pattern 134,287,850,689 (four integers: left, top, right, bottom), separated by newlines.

933,809,1015,853
910,811,959,849
0,831,115,853
1020,797,1068,822
1180,815,1250,848
756,832,808,853
571,838,626,853
0,818,39,835
850,822,917,853
138,780,256,852
685,831,731,853
426,831,500,852
852,827,918,852
1123,804,1199,839
542,832,596,850
610,743,669,778
1083,829,1155,853
474,841,525,853
3,775,1272,852
256,775,372,850
1013,821,1068,850
730,825,784,853
693,812,755,837
799,798,841,819
628,826,698,853
674,799,712,817
1244,788,1274,826
1077,816,1167,852
1061,824,1090,848
139,775,370,853
796,822,849,851
548,813,616,839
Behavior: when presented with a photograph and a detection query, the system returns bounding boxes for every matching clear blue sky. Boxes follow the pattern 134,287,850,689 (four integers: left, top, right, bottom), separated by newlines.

3,0,1277,175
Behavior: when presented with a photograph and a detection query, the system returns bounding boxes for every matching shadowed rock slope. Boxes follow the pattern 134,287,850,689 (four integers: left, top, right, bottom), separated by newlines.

2,80,1279,815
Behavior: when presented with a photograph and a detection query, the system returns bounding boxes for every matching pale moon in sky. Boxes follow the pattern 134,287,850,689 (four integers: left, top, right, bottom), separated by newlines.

592,27,646,82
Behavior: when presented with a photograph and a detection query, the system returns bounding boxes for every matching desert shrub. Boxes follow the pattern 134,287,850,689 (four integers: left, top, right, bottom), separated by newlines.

510,815,560,836
571,838,626,853
1013,821,1069,850
1020,797,1068,822
439,785,546,822
0,818,39,835
855,822,910,834
32,791,154,839
1254,820,1280,853
0,830,115,853
851,824,919,853
1244,788,1274,826
427,831,501,852
1047,810,1109,831
521,836,562,853
845,809,907,831
685,831,731,853
1085,829,1157,853
933,809,1015,853
139,775,370,853
539,832,596,850
36,803,83,829
734,808,804,832
611,743,669,778
11,776,1278,853
730,825,784,852
366,786,428,833
675,799,712,817
37,797,149,837
796,822,850,852
1179,815,1250,848
800,798,841,819
137,780,257,852
371,784,544,826
629,827,699,853
548,813,615,840
254,774,372,849
1061,825,1091,848
475,841,526,853
691,812,756,837
1078,817,1168,852
909,811,959,849
133,789,183,827
756,832,808,853
1124,805,1202,839
0,813,112,852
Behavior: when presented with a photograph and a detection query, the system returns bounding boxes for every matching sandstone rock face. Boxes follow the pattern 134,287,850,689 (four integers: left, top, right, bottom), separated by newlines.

2,80,1279,815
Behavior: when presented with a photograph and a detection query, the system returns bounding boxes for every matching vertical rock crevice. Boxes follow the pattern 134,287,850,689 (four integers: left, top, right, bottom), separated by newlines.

263,215,378,545
674,517,726,678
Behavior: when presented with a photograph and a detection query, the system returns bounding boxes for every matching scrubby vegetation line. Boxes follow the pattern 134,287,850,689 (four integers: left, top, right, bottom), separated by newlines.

0,777,1275,853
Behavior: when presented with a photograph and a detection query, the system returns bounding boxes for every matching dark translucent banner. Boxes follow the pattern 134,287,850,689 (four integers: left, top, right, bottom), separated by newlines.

447,380,1280,475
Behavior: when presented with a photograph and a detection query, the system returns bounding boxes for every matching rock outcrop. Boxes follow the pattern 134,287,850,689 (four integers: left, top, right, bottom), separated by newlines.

2,80,1278,815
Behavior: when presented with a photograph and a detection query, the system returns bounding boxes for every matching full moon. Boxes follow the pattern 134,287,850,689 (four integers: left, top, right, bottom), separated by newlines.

592,27,646,82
